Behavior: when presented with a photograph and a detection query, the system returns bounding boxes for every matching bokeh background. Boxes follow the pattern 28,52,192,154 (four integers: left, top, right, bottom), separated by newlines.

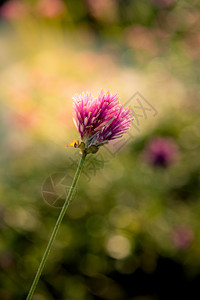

0,0,200,299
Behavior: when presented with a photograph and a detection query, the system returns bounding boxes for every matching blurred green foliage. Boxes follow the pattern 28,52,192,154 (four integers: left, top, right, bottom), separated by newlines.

0,0,200,299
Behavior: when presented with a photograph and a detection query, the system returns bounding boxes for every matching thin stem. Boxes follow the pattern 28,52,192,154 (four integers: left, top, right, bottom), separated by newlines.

26,151,87,300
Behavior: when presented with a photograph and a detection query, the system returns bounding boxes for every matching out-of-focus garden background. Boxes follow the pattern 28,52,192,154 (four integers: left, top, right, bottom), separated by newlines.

0,0,200,299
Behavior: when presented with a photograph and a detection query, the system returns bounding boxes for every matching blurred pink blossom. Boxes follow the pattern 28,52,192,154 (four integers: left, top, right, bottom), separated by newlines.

124,26,158,56
36,0,65,18
85,0,117,22
0,0,28,20
9,110,39,130
144,136,179,168
172,226,194,250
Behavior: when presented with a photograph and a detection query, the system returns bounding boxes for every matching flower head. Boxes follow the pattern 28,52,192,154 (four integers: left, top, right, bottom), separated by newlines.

172,226,194,250
0,0,28,20
144,136,179,168
68,90,133,154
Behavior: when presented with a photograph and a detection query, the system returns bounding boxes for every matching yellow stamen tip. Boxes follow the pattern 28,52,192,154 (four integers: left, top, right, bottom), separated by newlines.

66,140,79,148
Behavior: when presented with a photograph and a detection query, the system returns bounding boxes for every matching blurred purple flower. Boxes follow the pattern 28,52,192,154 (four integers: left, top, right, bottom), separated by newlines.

68,90,133,153
172,226,194,250
144,136,179,168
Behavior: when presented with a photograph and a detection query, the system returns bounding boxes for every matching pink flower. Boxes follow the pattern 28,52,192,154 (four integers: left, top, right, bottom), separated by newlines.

69,90,133,153
144,136,179,168
36,0,65,18
0,0,28,20
172,226,194,250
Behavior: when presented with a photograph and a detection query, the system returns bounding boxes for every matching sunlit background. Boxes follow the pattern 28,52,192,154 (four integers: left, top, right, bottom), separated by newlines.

0,0,200,299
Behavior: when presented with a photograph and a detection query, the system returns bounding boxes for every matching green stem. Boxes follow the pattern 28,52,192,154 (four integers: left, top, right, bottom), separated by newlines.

26,151,87,300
